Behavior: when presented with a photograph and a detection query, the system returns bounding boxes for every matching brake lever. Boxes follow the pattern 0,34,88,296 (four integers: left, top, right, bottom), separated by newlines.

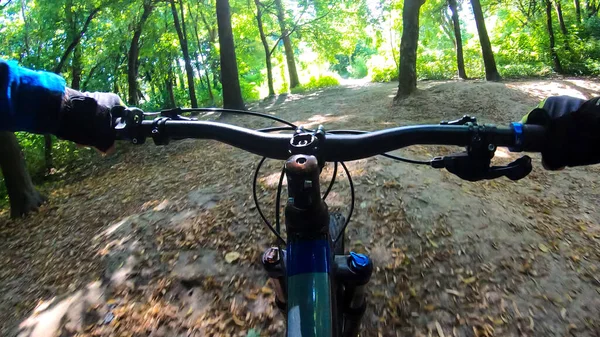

431,153,533,181
160,108,198,121
488,156,532,180
440,115,477,125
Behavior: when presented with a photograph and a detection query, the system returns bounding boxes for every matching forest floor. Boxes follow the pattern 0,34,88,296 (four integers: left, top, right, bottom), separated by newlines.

1,78,600,337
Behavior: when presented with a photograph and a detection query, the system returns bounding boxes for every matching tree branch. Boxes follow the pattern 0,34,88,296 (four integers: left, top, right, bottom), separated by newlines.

268,7,332,56
0,0,14,10
54,7,101,73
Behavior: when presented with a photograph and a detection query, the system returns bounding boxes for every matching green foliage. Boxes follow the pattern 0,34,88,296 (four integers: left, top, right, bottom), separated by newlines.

370,65,398,82
291,75,340,94
330,40,376,79
349,57,369,79
0,0,599,206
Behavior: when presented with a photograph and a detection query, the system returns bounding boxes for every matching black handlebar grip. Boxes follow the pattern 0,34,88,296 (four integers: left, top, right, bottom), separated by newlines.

521,124,546,152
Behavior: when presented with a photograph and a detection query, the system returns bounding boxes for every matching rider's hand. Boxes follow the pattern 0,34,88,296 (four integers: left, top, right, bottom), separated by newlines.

523,96,600,170
56,88,125,153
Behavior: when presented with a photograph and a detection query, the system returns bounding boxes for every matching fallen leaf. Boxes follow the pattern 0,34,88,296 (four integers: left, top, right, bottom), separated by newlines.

232,313,244,326
538,243,549,253
154,199,170,211
462,276,477,284
445,289,464,297
225,251,241,263
435,321,445,337
561,308,567,320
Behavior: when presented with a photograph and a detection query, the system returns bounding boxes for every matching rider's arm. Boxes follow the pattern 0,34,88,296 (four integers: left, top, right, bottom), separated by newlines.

0,59,66,134
0,59,123,152
523,95,600,169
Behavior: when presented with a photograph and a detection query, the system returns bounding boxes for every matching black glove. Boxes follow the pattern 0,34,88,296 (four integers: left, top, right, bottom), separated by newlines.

56,88,124,152
523,96,600,170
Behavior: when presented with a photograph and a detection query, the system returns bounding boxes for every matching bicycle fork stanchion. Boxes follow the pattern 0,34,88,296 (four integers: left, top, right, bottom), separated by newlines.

335,252,373,337
262,247,287,314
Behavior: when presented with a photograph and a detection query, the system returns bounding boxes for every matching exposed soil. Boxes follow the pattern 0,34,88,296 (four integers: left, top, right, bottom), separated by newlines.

1,78,600,337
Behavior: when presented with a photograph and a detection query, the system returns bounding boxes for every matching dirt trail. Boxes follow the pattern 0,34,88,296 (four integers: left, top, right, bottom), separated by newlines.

1,79,600,337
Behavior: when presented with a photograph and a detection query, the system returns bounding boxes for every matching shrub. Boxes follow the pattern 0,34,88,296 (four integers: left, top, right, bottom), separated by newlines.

370,66,398,82
349,57,369,79
240,80,260,102
291,75,340,94
498,63,552,78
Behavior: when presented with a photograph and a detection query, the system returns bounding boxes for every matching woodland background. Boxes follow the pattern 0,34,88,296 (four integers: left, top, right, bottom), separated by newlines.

0,0,599,216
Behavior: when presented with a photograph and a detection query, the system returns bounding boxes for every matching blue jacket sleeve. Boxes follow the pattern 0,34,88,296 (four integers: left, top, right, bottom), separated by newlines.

0,59,66,134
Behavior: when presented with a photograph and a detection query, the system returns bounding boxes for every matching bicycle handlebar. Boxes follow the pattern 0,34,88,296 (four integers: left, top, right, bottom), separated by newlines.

119,119,546,161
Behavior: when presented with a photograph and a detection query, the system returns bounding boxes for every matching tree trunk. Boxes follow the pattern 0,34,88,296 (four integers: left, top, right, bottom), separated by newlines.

71,45,82,89
448,0,468,79
170,0,198,108
128,1,154,105
67,0,82,90
470,0,501,81
546,0,564,73
216,0,245,109
82,62,100,91
554,0,570,50
254,0,275,97
395,0,425,100
166,62,176,108
555,0,568,35
0,132,45,218
274,0,300,89
189,2,214,104
113,55,122,94
574,0,582,21
21,0,30,57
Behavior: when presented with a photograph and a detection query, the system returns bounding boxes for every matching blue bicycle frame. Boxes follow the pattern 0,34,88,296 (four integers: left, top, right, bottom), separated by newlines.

286,238,333,336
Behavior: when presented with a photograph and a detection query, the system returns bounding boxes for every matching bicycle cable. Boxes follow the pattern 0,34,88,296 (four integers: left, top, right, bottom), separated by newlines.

174,108,299,129
334,162,355,244
252,157,286,245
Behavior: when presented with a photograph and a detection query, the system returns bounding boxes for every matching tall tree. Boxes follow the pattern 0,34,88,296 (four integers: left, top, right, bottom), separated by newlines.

170,0,198,108
470,0,501,81
546,0,563,73
574,0,582,21
395,0,425,99
448,0,468,79
0,132,45,218
0,2,45,218
554,0,570,50
274,0,300,89
65,0,82,89
254,0,276,97
128,0,155,105
46,4,103,175
216,0,245,109
188,2,214,105
54,6,101,75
